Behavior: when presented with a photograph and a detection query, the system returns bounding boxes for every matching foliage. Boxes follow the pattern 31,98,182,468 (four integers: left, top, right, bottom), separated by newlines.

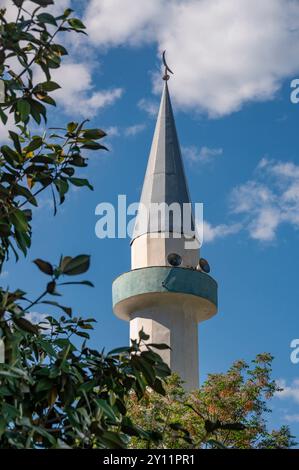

128,354,297,449
0,266,170,448
0,0,108,268
0,1,171,449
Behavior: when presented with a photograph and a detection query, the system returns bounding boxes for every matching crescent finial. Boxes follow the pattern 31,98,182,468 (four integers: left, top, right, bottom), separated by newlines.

162,50,174,81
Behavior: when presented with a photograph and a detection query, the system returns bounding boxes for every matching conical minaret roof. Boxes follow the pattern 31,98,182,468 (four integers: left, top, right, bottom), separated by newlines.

132,81,194,242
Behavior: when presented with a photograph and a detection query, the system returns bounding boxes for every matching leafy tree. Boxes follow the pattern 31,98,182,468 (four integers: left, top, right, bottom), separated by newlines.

128,354,296,449
0,0,170,448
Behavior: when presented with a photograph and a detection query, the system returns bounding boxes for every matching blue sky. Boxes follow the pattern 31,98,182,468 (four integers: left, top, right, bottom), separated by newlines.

1,0,299,443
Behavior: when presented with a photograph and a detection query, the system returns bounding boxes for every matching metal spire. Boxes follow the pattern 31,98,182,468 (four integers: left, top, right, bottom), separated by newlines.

132,57,194,242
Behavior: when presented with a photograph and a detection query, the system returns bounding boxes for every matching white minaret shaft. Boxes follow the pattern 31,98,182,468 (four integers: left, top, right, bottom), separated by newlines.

113,74,218,390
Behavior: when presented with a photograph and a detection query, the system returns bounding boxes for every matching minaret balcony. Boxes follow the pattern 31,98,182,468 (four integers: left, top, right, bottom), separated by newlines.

112,266,217,324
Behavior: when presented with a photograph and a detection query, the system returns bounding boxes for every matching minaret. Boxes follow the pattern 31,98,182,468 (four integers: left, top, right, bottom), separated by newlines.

112,56,218,389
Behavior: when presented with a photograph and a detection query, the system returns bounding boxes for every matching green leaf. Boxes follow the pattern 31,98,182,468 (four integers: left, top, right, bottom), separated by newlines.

82,129,107,140
25,137,43,153
41,301,72,317
9,131,22,154
54,179,69,204
29,99,47,123
30,155,55,164
14,185,37,206
0,370,24,379
11,209,28,232
46,280,56,294
147,343,170,350
37,339,56,357
67,122,78,133
98,431,126,449
81,142,108,151
17,99,30,122
78,323,93,330
37,13,57,26
54,338,76,352
1,145,20,165
31,0,54,6
35,378,53,393
67,18,86,30
153,361,171,378
15,228,31,255
61,167,75,176
34,426,57,446
220,422,246,431
36,81,61,92
62,8,74,18
39,95,56,106
33,258,53,275
76,331,89,339
59,256,72,272
151,378,166,396
132,356,156,384
139,329,150,341
51,44,68,56
59,280,94,287
69,178,93,191
69,155,87,167
61,255,90,276
2,403,19,420
95,399,118,422
0,108,8,125
108,347,131,356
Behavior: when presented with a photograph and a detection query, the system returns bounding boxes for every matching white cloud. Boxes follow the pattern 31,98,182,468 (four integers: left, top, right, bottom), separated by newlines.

276,379,299,404
103,124,146,139
138,98,159,117
203,221,242,243
105,126,120,137
184,145,223,164
284,414,299,423
84,0,162,48
230,158,299,242
249,207,281,242
199,157,299,244
83,0,299,117
50,62,123,118
124,123,146,137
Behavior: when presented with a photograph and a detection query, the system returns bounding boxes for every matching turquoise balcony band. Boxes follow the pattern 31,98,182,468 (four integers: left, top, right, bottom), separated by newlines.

112,266,218,309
